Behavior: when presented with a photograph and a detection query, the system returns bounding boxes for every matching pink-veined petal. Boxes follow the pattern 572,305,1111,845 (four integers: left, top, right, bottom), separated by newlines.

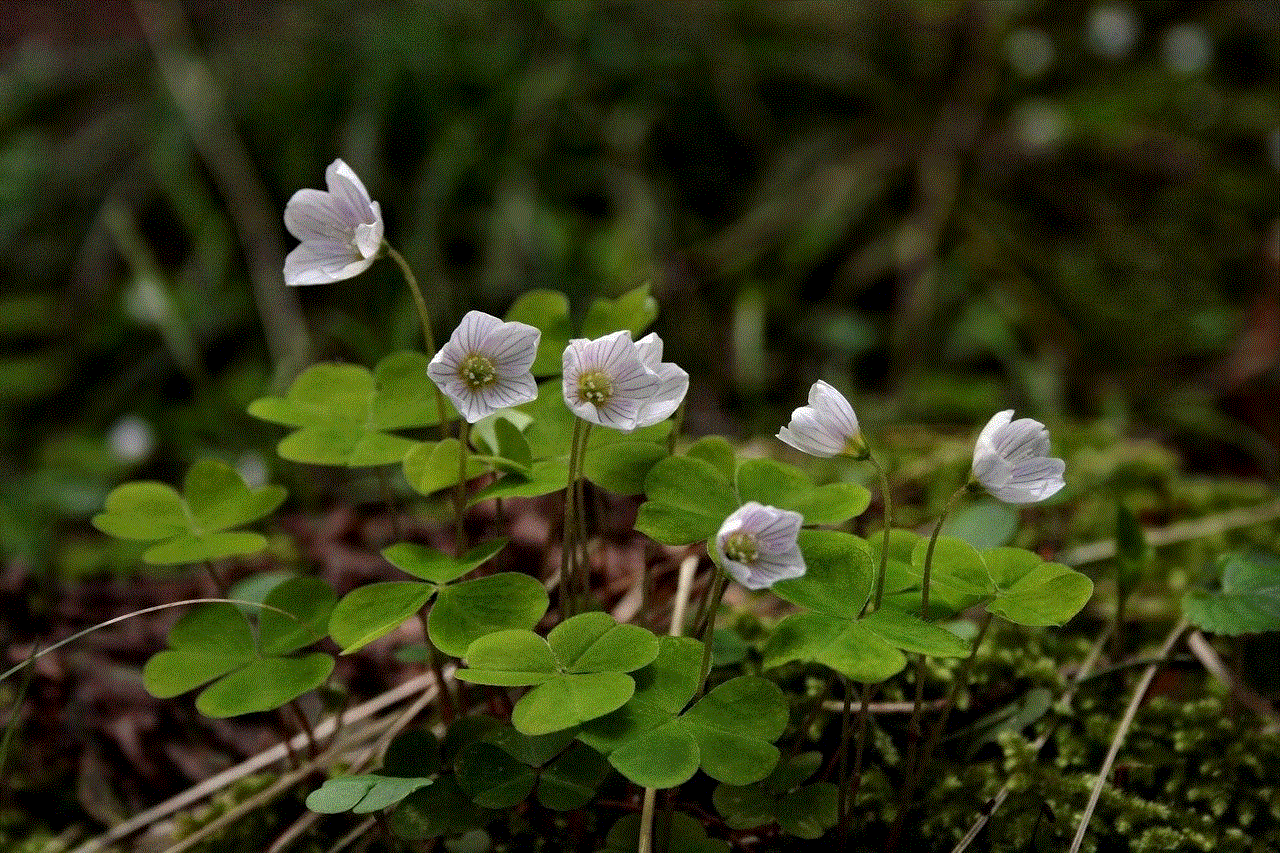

284,189,355,243
808,381,860,441
284,241,371,285
635,362,688,428
483,321,541,374
326,159,377,224
632,332,664,371
451,311,504,355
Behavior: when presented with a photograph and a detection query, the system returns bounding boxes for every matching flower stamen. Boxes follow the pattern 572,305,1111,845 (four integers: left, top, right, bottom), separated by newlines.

577,370,614,406
723,531,759,565
459,353,498,390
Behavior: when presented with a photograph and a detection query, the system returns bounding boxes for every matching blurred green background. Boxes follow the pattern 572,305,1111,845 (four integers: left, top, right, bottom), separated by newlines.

1,0,1276,573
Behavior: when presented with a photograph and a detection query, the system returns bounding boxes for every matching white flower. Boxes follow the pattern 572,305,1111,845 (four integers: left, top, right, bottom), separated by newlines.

283,159,384,286
428,311,541,423
970,410,1066,504
714,502,806,590
632,332,689,428
776,380,866,458
561,331,662,432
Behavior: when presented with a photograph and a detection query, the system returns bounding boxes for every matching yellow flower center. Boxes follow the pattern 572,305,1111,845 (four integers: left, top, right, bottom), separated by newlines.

723,531,759,565
577,370,614,406
460,353,497,390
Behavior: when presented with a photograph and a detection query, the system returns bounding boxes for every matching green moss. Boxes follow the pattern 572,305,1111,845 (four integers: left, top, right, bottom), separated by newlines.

895,630,1280,853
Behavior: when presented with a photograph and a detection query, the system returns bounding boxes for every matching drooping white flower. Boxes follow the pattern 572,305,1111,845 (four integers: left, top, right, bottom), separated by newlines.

714,502,806,591
632,332,689,429
283,159,384,286
428,311,540,423
776,380,866,458
970,410,1065,504
561,331,662,432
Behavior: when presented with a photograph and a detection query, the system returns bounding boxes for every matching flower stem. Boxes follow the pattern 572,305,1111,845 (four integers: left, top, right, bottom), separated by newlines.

866,453,894,615
560,418,585,618
836,678,854,848
889,482,968,853
692,568,729,704
287,700,318,758
575,423,593,611
383,242,436,355
667,400,685,455
846,682,875,838
636,787,658,853
383,241,451,435
454,420,470,555
419,613,457,723
916,611,994,783
203,561,229,597
919,484,969,623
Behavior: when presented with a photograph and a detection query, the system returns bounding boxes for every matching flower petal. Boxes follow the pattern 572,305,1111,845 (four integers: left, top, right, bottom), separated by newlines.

483,321,541,375
632,332,663,371
778,409,844,456
353,213,383,259
325,159,377,225
451,311,504,355
974,410,1014,456
808,381,860,441
284,189,354,243
971,446,1013,491
746,549,807,588
635,361,688,428
478,373,538,415
994,418,1050,462
753,509,804,554
283,241,371,285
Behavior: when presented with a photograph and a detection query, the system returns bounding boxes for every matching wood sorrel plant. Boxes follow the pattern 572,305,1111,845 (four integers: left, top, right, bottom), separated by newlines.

75,158,1104,851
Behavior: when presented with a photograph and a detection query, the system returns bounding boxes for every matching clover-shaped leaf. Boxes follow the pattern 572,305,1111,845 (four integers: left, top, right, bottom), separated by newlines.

761,530,968,681
598,813,728,853
390,777,492,841
470,379,671,501
712,751,839,839
328,540,547,657
579,636,787,789
379,727,491,840
249,351,452,467
456,612,660,735
773,530,874,618
762,611,906,683
471,413,533,474
453,742,537,808
505,289,572,377
940,498,1018,550
143,576,335,717
582,442,670,496
635,456,739,546
735,458,871,527
401,438,491,496
1183,549,1280,635
685,435,736,482
92,459,285,565
580,282,659,339
454,725,611,811
858,608,970,658
877,534,995,616
637,454,871,548
382,540,509,585
307,775,432,814
983,547,1093,627
469,458,571,505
